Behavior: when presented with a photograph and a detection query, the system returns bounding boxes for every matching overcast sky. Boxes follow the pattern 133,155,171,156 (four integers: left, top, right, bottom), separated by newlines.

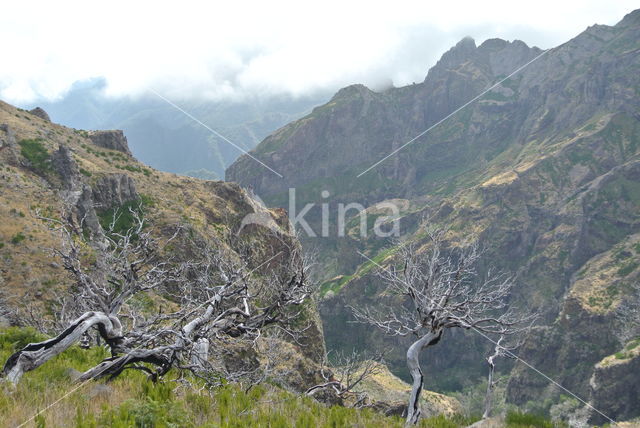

1,0,637,103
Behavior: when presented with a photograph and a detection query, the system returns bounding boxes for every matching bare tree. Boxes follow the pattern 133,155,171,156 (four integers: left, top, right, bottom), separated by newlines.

616,283,640,345
2,206,314,388
351,229,535,425
482,336,521,419
305,349,384,407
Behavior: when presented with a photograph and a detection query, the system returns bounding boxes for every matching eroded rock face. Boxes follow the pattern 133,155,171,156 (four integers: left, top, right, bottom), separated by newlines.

0,123,19,165
52,145,80,190
28,107,51,122
88,130,132,155
92,174,139,210
50,144,104,239
587,345,640,425
506,298,619,406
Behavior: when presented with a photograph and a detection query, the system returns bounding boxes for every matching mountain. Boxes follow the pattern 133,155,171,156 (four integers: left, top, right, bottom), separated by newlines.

0,100,466,425
21,79,329,179
226,8,640,421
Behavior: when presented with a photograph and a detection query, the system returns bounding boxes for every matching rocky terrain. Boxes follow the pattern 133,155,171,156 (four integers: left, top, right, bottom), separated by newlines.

227,8,640,421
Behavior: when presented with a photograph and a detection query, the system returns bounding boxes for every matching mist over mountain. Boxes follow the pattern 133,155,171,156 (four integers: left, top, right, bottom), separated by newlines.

21,78,329,179
2,3,640,426
227,8,640,423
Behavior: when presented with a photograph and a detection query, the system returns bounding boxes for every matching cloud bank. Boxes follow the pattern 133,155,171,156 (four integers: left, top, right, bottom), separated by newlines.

0,0,636,102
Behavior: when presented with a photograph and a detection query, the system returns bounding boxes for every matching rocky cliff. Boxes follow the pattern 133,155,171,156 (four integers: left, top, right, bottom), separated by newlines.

226,8,640,416
0,99,326,361
587,339,640,425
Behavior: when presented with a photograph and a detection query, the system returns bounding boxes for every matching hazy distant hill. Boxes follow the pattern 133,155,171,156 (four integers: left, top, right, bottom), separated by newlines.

22,78,329,179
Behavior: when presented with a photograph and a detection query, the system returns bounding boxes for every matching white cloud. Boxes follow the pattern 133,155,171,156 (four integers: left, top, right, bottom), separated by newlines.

0,0,636,102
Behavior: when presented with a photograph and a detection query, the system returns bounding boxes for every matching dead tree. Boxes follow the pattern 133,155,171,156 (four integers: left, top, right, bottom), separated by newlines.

2,207,177,383
351,229,535,425
2,206,314,388
305,349,384,406
482,336,520,419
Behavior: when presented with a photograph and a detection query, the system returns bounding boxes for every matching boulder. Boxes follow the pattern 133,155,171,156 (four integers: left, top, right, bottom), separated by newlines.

88,130,132,155
28,107,51,122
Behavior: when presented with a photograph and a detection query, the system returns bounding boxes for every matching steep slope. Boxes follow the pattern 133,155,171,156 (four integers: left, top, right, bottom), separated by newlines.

0,99,326,359
226,8,640,415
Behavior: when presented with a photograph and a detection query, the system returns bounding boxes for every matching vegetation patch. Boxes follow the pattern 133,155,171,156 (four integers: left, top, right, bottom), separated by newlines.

11,232,26,244
18,138,52,173
505,410,567,428
617,261,638,277
614,337,640,360
116,164,152,176
97,197,153,237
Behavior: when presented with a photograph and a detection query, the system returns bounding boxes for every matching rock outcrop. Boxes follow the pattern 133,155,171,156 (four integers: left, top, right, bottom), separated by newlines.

51,145,80,190
0,123,19,165
92,174,139,210
28,107,50,122
88,130,132,155
587,341,640,425
51,144,104,239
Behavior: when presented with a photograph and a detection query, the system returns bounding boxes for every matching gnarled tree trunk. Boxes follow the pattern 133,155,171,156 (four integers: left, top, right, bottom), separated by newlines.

405,329,442,425
483,356,496,419
2,311,123,384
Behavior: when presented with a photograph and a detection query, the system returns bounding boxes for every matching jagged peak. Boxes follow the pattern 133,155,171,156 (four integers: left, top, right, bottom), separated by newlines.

478,38,532,52
617,8,640,27
478,38,509,51
329,83,374,101
455,36,476,50
436,36,477,65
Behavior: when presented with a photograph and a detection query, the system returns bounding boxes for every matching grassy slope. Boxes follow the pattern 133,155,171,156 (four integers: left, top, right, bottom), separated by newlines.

0,327,476,428
0,328,572,427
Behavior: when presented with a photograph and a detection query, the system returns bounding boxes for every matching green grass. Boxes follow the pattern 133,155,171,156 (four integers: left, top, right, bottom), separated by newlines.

97,196,154,237
617,261,638,277
116,164,152,176
11,232,26,244
0,327,478,427
614,337,640,360
505,411,567,428
18,138,52,174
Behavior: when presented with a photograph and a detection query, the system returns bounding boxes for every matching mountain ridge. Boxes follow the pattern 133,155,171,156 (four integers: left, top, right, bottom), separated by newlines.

225,8,640,421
